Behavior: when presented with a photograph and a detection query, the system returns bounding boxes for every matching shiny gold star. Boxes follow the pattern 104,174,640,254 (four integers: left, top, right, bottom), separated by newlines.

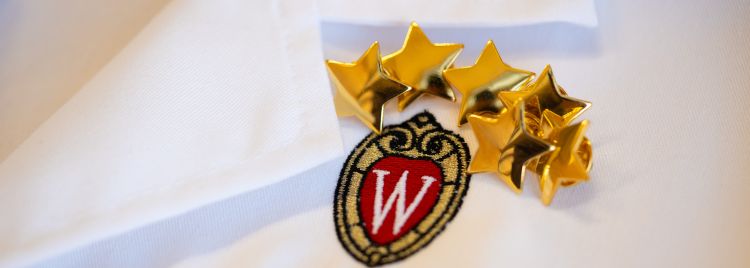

468,103,555,193
535,119,590,205
537,110,593,188
326,42,411,133
539,109,565,139
382,22,463,111
443,40,534,126
500,65,591,125
467,109,514,174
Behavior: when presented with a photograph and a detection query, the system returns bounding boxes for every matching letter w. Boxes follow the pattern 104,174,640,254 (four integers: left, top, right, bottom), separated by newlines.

371,169,436,235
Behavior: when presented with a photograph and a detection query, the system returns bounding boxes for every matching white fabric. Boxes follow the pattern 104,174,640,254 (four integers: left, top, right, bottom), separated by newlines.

0,0,595,164
0,0,342,266
0,0,170,161
167,1,750,265
7,0,750,267
318,0,598,27
32,0,750,267
0,1,597,266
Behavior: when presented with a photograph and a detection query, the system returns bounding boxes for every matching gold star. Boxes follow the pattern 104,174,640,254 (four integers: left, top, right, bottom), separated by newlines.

443,40,534,126
467,109,514,174
536,110,593,188
500,65,591,125
468,103,555,193
539,109,565,139
382,22,463,111
535,118,591,205
326,42,411,133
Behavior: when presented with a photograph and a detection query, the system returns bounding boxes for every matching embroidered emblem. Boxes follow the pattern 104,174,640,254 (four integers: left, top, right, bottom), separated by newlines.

334,111,471,266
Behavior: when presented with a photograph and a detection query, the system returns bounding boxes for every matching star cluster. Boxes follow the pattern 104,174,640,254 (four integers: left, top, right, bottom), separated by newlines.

325,22,593,205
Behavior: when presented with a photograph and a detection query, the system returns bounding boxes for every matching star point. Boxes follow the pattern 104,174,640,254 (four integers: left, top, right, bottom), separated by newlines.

443,40,534,126
382,22,463,111
468,103,555,193
499,65,591,125
536,120,591,205
498,103,556,192
467,111,514,174
326,42,411,133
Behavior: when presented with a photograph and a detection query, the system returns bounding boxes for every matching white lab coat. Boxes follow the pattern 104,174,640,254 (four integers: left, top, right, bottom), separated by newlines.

1,0,748,267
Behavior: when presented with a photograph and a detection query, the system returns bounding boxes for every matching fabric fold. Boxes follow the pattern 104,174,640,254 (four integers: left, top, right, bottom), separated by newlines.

0,0,342,266
0,0,171,161
318,0,598,27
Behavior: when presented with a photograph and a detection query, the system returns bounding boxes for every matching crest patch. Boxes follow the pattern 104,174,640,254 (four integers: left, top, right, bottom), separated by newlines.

334,111,471,266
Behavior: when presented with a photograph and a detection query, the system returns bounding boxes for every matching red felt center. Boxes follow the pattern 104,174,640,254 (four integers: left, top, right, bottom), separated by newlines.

359,156,443,245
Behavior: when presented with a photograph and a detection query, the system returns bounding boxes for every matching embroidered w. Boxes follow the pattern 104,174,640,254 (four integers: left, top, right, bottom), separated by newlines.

370,169,437,235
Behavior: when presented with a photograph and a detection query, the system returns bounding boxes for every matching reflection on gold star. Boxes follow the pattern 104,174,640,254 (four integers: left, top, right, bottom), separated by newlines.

382,22,463,111
468,103,555,193
535,119,590,205
499,65,590,125
326,42,411,133
444,40,534,126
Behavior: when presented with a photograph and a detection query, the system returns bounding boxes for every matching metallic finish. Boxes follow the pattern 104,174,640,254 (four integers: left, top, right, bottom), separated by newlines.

467,103,555,193
326,42,411,133
443,40,534,126
467,108,515,175
499,64,591,125
323,24,595,205
537,110,592,188
469,64,593,205
535,120,590,206
382,22,463,111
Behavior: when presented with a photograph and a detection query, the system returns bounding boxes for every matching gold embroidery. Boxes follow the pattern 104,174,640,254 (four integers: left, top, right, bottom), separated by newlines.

334,112,471,266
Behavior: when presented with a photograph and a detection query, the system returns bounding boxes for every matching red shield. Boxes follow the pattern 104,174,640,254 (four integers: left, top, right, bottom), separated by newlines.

359,156,443,244
334,112,471,266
